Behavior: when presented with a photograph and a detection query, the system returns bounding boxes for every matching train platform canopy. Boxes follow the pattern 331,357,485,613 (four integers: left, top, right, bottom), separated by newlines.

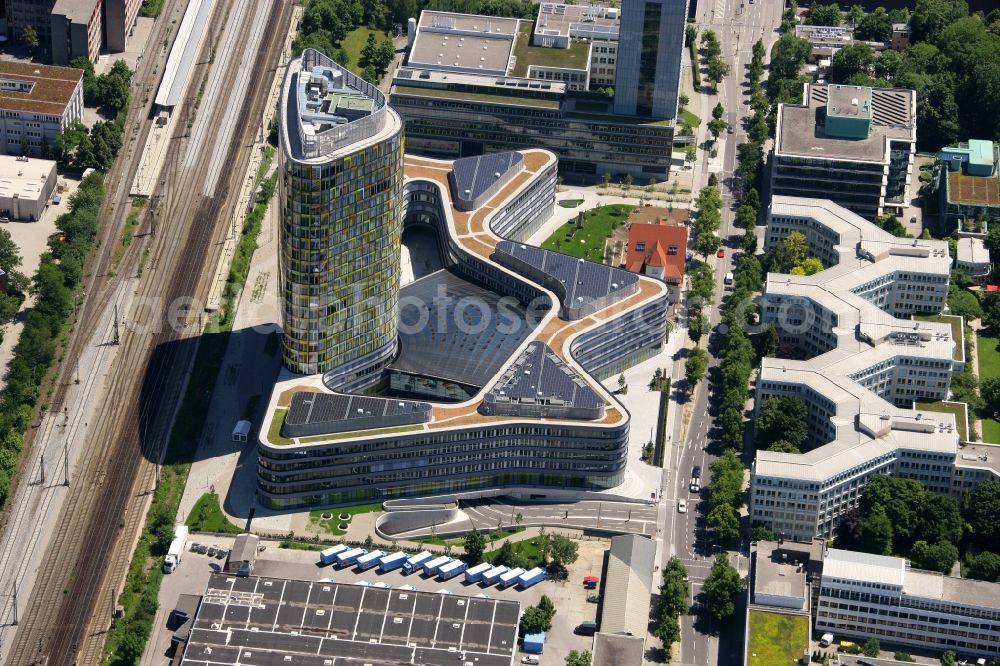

155,0,213,109
179,573,520,666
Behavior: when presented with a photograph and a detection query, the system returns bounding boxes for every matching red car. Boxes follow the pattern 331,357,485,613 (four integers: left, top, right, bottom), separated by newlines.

717,248,726,258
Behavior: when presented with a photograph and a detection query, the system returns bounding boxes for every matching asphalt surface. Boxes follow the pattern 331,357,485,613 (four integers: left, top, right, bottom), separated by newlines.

661,0,785,664
462,498,659,537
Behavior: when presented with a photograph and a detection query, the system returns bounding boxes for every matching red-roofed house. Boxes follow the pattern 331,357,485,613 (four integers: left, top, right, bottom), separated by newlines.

625,222,688,303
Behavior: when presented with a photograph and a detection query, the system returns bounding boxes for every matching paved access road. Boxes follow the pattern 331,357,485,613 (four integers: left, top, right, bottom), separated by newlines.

661,0,785,664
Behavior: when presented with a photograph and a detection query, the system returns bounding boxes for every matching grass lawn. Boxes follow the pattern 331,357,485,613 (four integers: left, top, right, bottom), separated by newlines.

185,492,242,533
510,22,590,77
679,109,701,130
484,534,545,568
540,204,634,262
976,331,1000,443
308,502,384,536
340,26,390,76
915,401,969,442
915,314,964,361
746,610,808,666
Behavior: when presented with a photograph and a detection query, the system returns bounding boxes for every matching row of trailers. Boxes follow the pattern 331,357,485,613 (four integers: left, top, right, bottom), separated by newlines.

318,545,546,589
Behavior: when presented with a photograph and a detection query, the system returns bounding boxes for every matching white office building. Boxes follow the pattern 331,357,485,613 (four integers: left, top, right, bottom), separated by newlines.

750,197,1000,541
817,548,1000,658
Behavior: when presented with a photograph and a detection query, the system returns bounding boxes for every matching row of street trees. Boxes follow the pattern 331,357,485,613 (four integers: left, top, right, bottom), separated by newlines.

699,30,730,92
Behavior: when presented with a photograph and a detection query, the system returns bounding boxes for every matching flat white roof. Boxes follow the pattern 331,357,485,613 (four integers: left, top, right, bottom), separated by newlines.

823,548,905,587
0,155,55,202
155,0,214,108
957,237,990,265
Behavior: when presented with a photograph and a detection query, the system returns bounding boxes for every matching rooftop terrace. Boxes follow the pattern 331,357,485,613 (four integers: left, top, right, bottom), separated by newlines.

510,21,591,77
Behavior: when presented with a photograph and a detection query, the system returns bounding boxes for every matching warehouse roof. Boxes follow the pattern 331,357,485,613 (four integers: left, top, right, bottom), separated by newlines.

599,535,655,639
181,574,520,666
0,61,82,116
409,11,518,74
0,155,56,202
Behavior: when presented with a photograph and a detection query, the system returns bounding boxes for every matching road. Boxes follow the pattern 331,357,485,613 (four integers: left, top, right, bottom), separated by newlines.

462,499,659,537
660,0,785,664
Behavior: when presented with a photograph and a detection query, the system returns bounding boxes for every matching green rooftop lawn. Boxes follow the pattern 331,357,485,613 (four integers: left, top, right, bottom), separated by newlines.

747,610,808,666
268,409,293,446
915,400,969,442
509,23,591,77
914,314,964,361
299,424,424,443
393,85,561,109
540,204,634,263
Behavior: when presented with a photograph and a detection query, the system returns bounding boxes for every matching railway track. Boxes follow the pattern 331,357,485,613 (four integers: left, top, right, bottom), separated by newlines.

3,0,293,663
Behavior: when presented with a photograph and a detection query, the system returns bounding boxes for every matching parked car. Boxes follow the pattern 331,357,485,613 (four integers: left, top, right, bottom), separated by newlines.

717,248,726,258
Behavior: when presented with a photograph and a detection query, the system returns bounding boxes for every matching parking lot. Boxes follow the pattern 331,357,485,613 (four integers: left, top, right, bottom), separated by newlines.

144,536,611,666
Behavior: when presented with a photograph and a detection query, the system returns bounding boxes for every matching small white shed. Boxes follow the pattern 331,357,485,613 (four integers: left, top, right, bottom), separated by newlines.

232,420,251,442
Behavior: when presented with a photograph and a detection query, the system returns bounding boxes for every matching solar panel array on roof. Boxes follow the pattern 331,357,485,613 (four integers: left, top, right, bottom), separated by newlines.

481,341,604,419
388,268,535,389
494,241,638,318
449,152,524,210
283,392,432,437
180,574,520,666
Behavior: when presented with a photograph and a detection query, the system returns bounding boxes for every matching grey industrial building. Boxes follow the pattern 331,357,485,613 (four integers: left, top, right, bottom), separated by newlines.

178,574,521,666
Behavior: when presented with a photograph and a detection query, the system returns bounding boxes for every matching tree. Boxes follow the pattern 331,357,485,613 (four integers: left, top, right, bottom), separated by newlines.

756,396,808,448
857,7,893,40
519,606,552,634
493,540,517,568
707,503,740,542
862,638,881,657
909,0,969,44
874,214,908,237
966,480,1000,545
361,32,379,66
749,522,774,542
565,651,591,666
981,292,1000,331
966,551,1000,582
951,370,984,412
21,25,38,51
860,507,894,555
464,529,486,564
684,144,697,166
791,257,823,276
538,594,556,618
712,102,724,120
829,43,875,84
910,539,958,573
695,232,720,258
547,534,579,568
767,439,799,454
806,3,843,26
0,228,22,273
948,289,982,321
703,554,741,623
685,347,710,388
707,117,728,140
942,651,958,666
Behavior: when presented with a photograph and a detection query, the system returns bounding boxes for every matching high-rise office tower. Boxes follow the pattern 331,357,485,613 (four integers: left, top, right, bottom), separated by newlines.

613,0,689,119
278,48,404,389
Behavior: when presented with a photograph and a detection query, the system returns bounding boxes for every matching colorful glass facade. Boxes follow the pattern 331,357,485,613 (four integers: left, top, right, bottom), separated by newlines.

279,49,404,388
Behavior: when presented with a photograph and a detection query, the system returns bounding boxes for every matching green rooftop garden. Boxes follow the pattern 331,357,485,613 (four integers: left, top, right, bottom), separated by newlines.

914,313,964,361
746,610,807,666
914,400,969,442
509,23,591,77
393,85,561,109
541,204,634,263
